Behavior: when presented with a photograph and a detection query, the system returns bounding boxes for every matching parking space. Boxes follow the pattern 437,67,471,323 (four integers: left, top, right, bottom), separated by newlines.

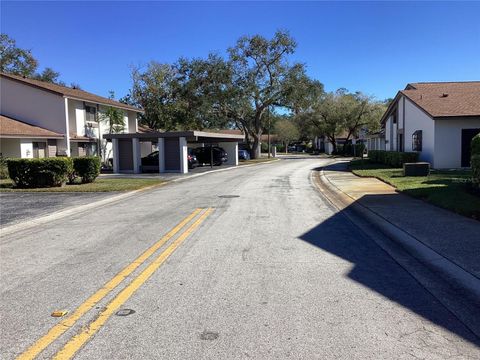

104,130,243,175
0,192,113,227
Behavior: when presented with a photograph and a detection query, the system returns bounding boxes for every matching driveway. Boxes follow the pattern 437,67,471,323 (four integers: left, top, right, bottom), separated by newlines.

0,192,113,226
1,157,479,359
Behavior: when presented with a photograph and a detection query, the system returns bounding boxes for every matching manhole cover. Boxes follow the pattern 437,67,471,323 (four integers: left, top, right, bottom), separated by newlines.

115,308,135,317
218,195,240,198
200,331,219,341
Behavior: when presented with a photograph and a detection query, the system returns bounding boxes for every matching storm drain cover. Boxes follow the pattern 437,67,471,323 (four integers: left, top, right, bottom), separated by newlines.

218,195,240,198
200,331,219,341
115,308,135,317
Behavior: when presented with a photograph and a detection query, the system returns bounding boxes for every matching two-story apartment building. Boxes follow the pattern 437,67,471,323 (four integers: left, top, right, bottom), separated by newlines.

370,81,480,168
0,73,143,161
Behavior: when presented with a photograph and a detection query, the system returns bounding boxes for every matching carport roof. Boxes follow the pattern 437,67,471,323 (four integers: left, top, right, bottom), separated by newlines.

103,130,245,143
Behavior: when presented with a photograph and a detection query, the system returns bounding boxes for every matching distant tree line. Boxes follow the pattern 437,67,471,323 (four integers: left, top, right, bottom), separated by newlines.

1,32,388,159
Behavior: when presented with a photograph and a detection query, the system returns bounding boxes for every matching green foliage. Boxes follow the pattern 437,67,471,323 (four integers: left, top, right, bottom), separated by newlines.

471,134,480,157
1,34,64,84
0,33,38,76
32,67,64,85
339,143,365,156
274,119,300,145
368,150,418,167
98,91,126,133
131,31,318,158
471,155,480,186
0,156,9,179
7,158,73,188
73,157,101,183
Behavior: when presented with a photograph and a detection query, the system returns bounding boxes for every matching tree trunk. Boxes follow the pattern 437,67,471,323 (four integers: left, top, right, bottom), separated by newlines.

251,136,261,159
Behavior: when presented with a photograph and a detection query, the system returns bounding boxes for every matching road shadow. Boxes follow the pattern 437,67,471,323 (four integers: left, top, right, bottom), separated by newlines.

299,204,480,346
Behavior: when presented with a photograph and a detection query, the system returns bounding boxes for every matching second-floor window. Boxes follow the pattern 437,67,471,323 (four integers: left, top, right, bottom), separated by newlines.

85,106,96,122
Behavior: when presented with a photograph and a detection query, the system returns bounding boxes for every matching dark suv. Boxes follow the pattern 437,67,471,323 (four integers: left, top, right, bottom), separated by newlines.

193,146,228,166
141,150,199,169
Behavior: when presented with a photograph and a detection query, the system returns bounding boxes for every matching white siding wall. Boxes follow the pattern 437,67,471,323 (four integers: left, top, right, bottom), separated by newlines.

128,111,138,133
67,99,87,137
403,97,435,165
385,116,392,150
434,117,480,168
0,77,68,154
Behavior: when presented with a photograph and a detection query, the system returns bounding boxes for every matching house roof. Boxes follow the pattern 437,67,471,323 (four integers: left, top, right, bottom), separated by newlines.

400,81,480,118
0,114,64,139
1,73,143,113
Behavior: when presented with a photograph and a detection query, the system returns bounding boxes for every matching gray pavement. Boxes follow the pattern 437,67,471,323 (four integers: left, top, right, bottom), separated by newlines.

0,192,113,226
0,157,479,359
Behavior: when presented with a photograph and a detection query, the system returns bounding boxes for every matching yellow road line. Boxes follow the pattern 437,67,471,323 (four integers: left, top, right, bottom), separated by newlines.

17,208,203,360
53,207,213,360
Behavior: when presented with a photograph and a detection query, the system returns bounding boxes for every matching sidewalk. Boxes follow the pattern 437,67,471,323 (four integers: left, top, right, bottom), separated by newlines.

318,161,480,291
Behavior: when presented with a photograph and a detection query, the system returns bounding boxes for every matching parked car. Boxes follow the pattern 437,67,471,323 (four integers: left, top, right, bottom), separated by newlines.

193,146,227,166
238,149,250,160
141,151,159,166
142,150,198,170
187,148,199,169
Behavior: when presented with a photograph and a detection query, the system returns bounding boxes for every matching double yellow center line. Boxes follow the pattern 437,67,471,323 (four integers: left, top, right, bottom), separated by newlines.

18,207,213,360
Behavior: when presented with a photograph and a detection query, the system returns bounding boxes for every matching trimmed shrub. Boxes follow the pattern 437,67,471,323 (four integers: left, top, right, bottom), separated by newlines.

367,150,418,167
0,156,8,179
7,158,73,188
342,143,365,157
73,156,101,183
472,155,480,187
471,134,480,157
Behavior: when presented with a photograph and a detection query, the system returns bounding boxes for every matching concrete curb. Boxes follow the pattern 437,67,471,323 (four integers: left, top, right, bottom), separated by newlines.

0,158,281,237
314,166,480,302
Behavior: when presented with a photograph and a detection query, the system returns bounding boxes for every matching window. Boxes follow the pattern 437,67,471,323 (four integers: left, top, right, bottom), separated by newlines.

85,106,96,122
392,109,397,124
412,130,422,151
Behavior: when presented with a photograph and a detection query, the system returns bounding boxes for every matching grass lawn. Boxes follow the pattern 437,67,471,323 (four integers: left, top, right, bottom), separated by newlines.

0,178,165,192
349,159,480,219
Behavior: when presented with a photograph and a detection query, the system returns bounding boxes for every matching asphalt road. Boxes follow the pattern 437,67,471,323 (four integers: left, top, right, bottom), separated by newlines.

1,157,479,359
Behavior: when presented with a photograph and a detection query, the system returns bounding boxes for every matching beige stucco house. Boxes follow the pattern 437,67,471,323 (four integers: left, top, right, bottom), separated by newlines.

367,81,480,168
0,73,143,161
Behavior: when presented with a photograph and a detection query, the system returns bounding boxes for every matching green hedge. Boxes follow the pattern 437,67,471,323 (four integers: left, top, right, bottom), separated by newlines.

73,156,101,183
0,156,8,179
367,150,419,167
340,143,365,156
471,134,480,157
472,155,480,186
7,158,73,188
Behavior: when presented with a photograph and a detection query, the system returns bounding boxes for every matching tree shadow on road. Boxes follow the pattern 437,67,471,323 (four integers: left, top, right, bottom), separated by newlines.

299,207,480,346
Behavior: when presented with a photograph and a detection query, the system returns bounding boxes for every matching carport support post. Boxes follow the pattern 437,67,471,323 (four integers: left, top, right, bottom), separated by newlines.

112,138,120,173
179,137,188,174
219,142,238,166
132,137,141,174
158,138,165,173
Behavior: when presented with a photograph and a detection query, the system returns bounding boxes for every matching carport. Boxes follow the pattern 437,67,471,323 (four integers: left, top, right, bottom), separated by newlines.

103,131,244,174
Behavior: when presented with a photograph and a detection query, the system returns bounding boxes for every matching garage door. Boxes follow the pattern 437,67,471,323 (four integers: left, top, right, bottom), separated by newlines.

164,138,180,171
119,139,133,171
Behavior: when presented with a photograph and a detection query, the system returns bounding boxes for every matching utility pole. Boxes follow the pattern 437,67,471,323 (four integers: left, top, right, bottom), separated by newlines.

267,107,271,159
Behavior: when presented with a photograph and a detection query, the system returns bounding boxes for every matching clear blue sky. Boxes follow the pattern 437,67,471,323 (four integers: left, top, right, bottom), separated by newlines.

1,1,479,101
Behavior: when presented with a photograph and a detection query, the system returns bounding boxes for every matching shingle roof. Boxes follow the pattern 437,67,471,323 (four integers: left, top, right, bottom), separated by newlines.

1,73,143,113
0,115,64,138
400,81,480,118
